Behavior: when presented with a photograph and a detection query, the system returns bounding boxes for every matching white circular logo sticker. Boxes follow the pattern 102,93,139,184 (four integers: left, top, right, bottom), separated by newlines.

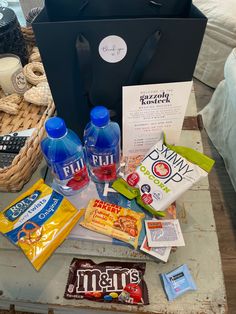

98,35,127,63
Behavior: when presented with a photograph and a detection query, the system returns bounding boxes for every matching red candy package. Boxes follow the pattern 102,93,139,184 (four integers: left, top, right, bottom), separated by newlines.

64,258,149,305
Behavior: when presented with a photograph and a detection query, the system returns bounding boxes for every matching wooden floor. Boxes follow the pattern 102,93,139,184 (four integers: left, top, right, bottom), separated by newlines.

1,79,236,314
194,79,236,314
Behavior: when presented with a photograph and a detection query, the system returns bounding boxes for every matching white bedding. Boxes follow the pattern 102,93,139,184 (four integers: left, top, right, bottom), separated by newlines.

200,49,236,191
193,0,236,88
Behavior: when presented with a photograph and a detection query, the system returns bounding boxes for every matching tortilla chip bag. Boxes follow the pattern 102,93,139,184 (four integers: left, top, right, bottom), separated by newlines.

0,179,84,270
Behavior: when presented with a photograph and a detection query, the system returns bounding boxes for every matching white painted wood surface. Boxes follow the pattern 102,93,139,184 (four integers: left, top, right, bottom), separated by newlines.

0,91,227,313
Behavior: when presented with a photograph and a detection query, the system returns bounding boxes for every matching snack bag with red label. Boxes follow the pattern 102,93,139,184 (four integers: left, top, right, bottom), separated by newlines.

112,138,214,216
80,199,144,249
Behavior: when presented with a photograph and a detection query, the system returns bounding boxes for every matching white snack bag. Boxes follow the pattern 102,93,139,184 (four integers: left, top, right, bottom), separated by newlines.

113,137,214,216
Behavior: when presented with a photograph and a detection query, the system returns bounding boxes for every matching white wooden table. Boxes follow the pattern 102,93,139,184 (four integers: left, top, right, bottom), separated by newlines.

0,91,227,314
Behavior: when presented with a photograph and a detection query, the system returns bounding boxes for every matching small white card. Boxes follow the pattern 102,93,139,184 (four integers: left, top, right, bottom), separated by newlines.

122,81,193,156
140,236,171,263
145,219,185,247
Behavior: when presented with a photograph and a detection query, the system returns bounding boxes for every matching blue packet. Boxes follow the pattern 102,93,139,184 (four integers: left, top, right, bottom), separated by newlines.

160,264,197,301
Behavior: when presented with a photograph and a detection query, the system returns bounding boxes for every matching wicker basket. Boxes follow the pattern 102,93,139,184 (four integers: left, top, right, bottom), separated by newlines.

0,98,55,192
0,27,56,192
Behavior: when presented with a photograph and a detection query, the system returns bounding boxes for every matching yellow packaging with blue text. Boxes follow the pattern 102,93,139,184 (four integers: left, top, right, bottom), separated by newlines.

0,179,84,271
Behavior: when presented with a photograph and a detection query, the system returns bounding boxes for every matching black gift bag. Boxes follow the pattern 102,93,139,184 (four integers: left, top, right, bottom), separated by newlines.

33,5,206,138
44,0,192,21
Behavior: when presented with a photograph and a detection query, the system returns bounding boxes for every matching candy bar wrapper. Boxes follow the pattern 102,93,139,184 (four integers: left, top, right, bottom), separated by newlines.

80,199,145,249
64,258,149,305
113,137,215,216
0,179,84,270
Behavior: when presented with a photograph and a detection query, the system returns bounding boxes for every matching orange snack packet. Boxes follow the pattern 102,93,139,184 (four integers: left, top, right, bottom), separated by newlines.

80,199,144,249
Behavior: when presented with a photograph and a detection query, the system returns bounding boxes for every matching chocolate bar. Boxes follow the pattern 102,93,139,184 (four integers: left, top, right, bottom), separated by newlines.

64,258,149,305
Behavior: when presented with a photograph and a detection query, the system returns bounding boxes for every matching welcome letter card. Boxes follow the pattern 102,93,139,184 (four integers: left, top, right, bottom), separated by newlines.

122,81,193,156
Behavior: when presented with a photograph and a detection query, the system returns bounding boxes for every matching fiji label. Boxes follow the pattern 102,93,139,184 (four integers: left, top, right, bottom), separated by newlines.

53,156,86,180
88,146,120,181
87,144,120,168
53,155,90,191
91,154,114,167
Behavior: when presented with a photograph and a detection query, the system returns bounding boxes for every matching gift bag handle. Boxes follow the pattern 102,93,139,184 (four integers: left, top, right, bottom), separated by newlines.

76,29,162,106
76,34,94,105
126,29,161,85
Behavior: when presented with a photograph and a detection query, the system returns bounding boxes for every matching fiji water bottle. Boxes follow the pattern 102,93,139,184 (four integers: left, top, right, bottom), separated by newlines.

41,117,89,195
84,106,121,182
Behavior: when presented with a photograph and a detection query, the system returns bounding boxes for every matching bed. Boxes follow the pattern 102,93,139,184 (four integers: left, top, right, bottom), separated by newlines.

193,0,236,88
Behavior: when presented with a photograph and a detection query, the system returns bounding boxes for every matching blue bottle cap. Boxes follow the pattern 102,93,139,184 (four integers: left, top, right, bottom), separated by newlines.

90,106,109,127
45,117,67,138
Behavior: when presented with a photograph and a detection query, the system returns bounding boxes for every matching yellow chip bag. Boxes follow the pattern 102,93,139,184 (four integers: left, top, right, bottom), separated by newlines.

0,179,84,271
80,199,144,249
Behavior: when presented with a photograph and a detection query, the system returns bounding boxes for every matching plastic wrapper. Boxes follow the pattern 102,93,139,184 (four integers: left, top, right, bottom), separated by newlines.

160,264,197,300
140,236,171,262
145,219,185,247
64,258,149,305
113,137,215,216
0,179,84,270
80,199,144,249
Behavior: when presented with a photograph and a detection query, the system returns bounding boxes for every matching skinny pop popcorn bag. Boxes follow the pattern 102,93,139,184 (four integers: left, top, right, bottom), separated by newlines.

113,138,214,216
